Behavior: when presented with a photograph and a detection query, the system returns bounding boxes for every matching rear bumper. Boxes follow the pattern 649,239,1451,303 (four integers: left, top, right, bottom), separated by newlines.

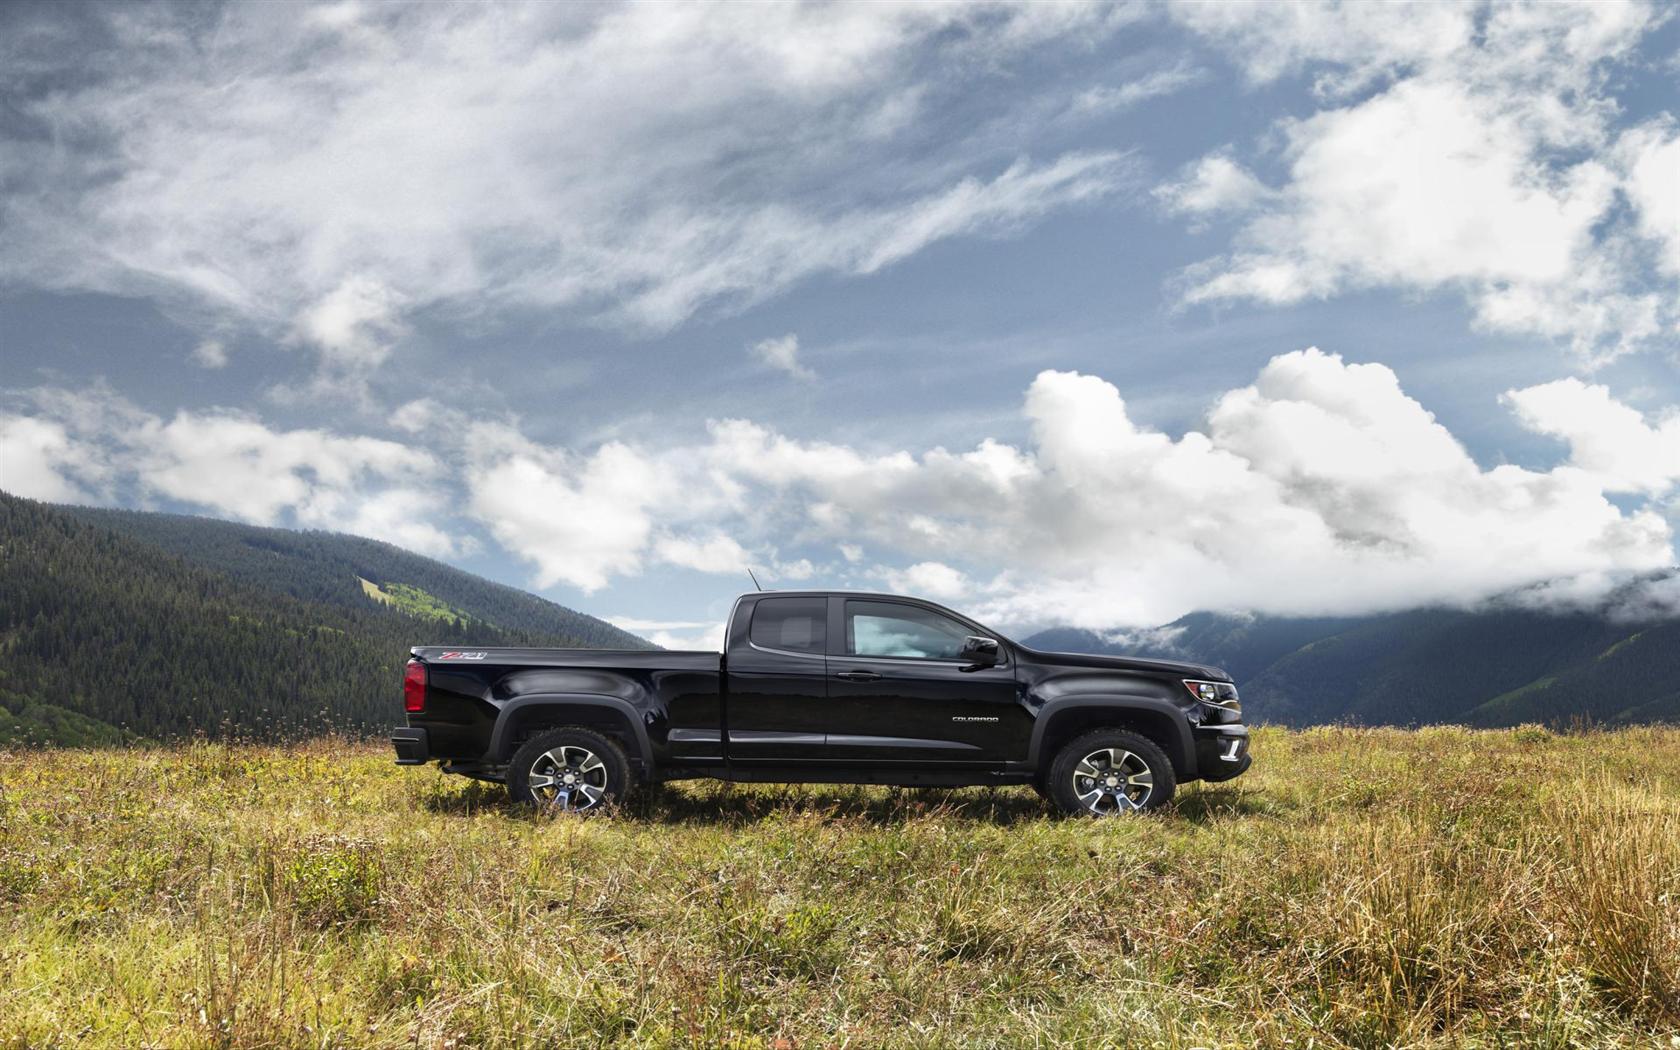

391,727,429,765
1192,723,1250,782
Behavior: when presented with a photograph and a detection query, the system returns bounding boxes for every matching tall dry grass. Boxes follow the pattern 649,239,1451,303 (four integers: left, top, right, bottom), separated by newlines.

0,725,1676,1047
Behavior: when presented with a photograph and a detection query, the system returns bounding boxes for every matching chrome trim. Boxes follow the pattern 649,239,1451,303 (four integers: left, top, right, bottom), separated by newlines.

825,734,979,751
746,639,827,661
728,730,826,745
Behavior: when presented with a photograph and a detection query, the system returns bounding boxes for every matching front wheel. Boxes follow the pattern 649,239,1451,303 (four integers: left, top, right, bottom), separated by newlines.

1045,729,1176,816
507,727,632,812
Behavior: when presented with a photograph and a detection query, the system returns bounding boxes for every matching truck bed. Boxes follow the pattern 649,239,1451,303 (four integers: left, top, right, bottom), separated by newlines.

411,646,719,671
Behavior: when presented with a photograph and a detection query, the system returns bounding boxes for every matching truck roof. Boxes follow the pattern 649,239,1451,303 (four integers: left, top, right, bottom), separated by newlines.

738,589,944,601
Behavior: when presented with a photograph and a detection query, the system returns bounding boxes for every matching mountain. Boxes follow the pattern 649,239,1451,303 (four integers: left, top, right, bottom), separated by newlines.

56,503,649,648
0,494,650,745
1026,612,1367,684
1022,593,1680,728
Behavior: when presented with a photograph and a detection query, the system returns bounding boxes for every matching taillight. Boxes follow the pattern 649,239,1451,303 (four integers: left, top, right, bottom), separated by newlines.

403,659,427,713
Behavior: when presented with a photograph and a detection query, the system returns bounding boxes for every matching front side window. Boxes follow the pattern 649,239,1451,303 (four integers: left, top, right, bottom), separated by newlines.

749,596,827,655
846,600,973,661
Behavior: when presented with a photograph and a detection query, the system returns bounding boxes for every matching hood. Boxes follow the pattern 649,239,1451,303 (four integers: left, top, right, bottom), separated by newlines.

1018,646,1231,682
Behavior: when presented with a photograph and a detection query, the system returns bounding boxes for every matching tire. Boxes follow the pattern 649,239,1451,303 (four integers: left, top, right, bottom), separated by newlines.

507,726,632,812
1045,728,1176,816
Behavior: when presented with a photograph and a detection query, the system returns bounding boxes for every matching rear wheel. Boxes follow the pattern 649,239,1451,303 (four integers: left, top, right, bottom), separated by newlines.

508,727,631,812
1045,729,1176,816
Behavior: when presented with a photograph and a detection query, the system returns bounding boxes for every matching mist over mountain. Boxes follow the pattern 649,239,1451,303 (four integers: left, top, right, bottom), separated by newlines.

1024,587,1680,728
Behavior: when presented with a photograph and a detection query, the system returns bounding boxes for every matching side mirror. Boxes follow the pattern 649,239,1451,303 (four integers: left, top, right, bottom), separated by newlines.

958,635,1000,671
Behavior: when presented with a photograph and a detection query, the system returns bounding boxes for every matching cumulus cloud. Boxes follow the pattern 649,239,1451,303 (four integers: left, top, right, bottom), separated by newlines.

655,533,752,575
887,561,971,601
1617,120,1680,277
0,1,1132,368
7,348,1674,627
0,416,94,502
294,275,405,377
1164,0,1677,360
450,348,1675,628
1154,153,1271,218
0,389,458,556
751,334,814,381
1503,378,1680,495
462,429,663,592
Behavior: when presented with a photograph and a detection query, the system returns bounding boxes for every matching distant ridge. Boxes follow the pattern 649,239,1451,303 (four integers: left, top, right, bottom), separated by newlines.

59,502,650,648
1024,593,1680,728
0,493,651,745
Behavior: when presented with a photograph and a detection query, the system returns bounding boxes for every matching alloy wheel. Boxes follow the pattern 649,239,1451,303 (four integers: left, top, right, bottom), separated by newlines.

1071,747,1154,815
526,744,608,811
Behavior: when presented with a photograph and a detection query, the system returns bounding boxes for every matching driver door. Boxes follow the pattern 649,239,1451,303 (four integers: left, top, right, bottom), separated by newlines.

820,597,1025,765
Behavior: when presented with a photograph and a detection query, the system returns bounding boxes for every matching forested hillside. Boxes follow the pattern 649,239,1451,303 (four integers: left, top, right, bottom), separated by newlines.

59,503,648,649
0,494,649,745
1025,595,1680,728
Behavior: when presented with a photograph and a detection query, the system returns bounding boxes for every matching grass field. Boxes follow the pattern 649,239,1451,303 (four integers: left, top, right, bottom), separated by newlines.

2,727,1677,1048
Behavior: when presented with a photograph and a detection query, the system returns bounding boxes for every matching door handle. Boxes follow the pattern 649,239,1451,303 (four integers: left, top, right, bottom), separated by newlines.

835,670,882,681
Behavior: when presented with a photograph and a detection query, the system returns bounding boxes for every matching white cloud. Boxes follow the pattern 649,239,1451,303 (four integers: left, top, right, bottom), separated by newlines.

887,561,971,601
0,389,458,556
190,339,228,369
1154,153,1270,218
655,533,751,574
606,617,727,651
0,1,1131,366
770,558,817,582
1503,378,1680,495
751,334,814,381
294,275,405,376
463,433,663,592
1169,0,1474,91
458,347,1675,628
8,347,1675,628
1617,121,1680,277
1072,62,1206,116
1165,0,1676,360
0,416,94,502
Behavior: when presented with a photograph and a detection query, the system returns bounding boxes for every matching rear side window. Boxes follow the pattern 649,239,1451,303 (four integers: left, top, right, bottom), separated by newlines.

749,597,827,655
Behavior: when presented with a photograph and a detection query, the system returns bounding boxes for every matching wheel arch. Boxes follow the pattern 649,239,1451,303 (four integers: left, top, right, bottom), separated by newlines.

1027,697,1197,779
488,693,652,770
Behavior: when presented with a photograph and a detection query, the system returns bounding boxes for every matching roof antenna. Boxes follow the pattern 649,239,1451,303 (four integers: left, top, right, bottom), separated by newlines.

746,568,764,592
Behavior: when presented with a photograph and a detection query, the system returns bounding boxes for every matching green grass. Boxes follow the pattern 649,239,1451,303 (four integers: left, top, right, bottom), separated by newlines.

2,726,1677,1048
358,578,478,626
1597,631,1646,661
1470,675,1559,719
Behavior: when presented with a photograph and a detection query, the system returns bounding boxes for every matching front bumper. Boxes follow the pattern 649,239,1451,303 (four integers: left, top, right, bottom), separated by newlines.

1192,723,1250,782
391,727,429,765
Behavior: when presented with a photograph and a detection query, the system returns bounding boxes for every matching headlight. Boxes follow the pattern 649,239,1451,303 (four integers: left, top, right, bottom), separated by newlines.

1183,679,1240,711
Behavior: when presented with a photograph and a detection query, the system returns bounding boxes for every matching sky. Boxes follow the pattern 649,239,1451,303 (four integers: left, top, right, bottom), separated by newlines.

1,0,1677,649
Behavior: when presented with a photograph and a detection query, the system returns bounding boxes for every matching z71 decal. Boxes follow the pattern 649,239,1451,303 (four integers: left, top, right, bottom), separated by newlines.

438,651,488,660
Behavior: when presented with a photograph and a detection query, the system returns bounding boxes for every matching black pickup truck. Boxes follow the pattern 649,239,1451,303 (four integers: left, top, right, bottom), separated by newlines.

392,590,1250,816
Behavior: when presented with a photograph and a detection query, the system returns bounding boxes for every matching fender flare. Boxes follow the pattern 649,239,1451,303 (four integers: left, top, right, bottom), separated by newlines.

1026,695,1197,778
488,693,653,767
